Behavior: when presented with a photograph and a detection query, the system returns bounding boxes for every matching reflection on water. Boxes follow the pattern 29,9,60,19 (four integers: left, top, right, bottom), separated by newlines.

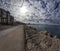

28,24,60,37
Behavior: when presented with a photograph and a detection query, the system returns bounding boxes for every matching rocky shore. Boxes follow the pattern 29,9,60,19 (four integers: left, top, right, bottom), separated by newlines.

24,25,60,51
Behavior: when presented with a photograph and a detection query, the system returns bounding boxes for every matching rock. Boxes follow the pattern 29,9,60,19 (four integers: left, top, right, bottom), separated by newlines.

24,26,60,51
39,31,48,35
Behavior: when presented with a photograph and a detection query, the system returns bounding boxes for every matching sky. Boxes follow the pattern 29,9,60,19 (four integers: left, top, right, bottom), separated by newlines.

0,0,60,25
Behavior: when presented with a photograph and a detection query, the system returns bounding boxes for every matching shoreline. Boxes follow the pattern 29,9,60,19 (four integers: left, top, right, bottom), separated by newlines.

24,25,60,51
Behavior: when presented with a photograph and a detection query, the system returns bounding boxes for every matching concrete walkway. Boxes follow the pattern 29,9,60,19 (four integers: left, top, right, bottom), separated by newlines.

0,25,25,51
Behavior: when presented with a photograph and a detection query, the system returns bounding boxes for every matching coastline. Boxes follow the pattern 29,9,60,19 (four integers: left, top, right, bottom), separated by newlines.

24,25,60,51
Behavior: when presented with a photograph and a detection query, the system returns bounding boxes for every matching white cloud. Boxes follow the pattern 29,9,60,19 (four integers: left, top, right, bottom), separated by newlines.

0,0,60,25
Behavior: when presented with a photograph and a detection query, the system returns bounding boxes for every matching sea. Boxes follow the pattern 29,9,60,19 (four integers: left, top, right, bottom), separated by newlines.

27,24,60,37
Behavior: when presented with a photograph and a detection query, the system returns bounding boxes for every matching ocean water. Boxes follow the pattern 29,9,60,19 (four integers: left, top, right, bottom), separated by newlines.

28,24,60,37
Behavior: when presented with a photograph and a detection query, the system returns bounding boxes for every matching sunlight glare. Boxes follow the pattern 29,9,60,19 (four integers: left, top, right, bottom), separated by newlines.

20,6,28,15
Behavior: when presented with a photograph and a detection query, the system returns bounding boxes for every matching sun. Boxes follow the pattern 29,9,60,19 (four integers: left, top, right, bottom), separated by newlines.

20,6,28,15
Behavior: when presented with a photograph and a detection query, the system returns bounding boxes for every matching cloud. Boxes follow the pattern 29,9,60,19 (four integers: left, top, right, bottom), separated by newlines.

26,0,60,24
0,0,60,25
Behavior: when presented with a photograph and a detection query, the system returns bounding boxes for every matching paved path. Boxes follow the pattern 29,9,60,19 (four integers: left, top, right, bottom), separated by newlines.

0,25,25,51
